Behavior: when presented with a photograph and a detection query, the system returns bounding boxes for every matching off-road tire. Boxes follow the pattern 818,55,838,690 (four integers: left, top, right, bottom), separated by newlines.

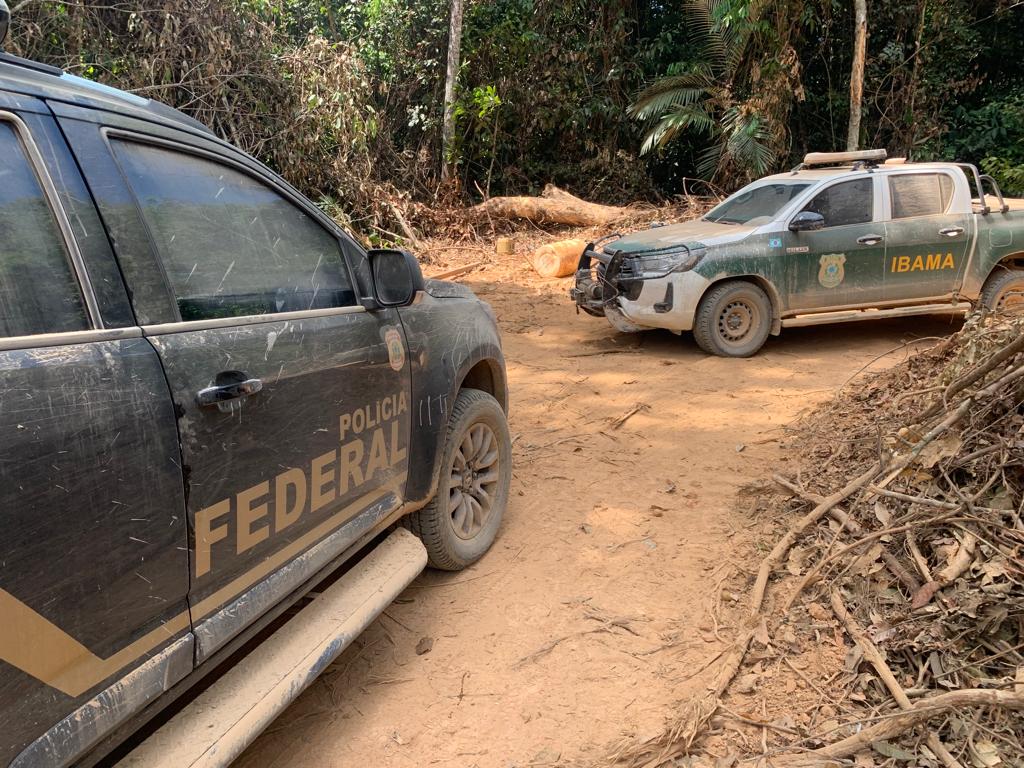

692,280,772,358
980,267,1024,311
404,388,511,571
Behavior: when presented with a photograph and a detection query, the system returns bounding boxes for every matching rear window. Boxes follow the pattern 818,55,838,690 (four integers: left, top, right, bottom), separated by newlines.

0,121,89,338
889,173,954,218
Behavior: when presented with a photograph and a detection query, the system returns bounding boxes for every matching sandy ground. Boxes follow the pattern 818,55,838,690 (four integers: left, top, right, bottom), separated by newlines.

237,248,963,768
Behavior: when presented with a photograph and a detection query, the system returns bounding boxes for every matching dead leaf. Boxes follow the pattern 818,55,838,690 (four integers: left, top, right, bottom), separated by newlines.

911,580,943,609
873,501,892,527
851,543,884,576
786,546,807,576
733,672,759,694
916,434,963,469
872,740,915,761
969,739,1001,767
807,602,829,622
980,559,1010,584
753,618,771,647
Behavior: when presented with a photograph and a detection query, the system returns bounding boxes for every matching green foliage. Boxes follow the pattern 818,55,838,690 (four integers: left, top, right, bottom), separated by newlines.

630,0,795,185
936,91,1024,195
5,0,1024,215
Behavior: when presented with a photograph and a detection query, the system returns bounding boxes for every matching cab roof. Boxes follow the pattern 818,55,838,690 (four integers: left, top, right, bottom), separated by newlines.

760,161,963,184
0,52,213,137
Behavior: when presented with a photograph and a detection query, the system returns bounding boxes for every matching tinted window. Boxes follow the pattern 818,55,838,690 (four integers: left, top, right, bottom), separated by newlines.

889,173,954,219
801,178,873,228
0,122,89,337
704,182,811,225
112,141,355,321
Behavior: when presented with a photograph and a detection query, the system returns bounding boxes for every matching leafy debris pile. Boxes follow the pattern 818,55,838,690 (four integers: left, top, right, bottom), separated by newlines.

607,313,1024,768
761,312,1024,766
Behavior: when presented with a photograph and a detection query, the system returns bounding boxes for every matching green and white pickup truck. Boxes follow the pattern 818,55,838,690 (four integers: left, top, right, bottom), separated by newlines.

571,150,1024,356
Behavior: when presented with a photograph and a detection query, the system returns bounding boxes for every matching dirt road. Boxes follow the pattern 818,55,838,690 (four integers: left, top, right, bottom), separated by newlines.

238,250,962,768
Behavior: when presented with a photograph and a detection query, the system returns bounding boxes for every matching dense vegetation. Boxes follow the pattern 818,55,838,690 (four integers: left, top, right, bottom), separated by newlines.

8,0,1024,237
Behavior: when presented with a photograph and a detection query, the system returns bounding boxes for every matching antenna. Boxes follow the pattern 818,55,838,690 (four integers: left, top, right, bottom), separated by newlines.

0,1,9,51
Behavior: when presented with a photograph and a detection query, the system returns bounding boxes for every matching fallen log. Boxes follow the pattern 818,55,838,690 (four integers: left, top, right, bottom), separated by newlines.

470,184,631,226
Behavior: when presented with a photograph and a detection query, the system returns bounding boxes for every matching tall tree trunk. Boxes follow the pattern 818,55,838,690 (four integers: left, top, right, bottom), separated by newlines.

905,0,927,154
846,0,867,151
441,0,464,183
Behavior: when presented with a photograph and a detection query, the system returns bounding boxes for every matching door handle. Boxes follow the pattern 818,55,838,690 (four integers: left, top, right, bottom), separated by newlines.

939,226,965,237
857,234,884,245
197,373,263,407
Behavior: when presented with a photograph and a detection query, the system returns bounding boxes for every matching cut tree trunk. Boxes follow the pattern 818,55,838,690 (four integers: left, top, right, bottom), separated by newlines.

470,184,630,227
846,0,867,151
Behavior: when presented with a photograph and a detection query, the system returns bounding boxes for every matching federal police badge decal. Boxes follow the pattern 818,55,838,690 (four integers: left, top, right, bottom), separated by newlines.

385,328,405,371
818,253,847,289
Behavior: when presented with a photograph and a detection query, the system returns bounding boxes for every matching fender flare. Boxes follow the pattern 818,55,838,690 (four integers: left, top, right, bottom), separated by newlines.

412,345,508,508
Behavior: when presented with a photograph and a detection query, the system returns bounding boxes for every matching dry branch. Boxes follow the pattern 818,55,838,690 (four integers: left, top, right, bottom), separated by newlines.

750,463,880,616
830,589,963,768
773,474,921,594
772,689,1024,767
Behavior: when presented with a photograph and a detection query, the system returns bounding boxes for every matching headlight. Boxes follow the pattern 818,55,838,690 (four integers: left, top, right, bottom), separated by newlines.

631,246,706,279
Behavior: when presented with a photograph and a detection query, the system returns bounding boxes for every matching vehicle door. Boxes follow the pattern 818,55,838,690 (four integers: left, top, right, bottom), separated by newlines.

781,175,888,311
0,103,191,766
56,111,413,662
880,171,971,302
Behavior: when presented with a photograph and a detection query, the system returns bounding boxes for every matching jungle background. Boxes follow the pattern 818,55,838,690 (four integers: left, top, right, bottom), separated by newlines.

8,0,1024,239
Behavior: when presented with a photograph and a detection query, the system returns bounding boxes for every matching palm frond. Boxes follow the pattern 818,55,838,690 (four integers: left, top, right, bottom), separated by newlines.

629,70,715,120
695,142,725,179
722,108,775,176
639,104,718,155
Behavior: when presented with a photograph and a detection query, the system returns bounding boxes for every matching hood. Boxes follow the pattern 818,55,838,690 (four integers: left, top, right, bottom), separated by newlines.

424,278,477,300
610,218,757,254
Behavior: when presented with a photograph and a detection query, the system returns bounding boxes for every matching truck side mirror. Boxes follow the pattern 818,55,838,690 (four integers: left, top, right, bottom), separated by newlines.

789,211,826,232
368,249,425,307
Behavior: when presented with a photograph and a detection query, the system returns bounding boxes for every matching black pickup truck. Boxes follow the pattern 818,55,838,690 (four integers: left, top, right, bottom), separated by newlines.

0,8,510,767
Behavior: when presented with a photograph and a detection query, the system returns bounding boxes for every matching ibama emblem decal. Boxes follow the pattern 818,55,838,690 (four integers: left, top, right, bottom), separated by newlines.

818,253,847,289
385,328,406,371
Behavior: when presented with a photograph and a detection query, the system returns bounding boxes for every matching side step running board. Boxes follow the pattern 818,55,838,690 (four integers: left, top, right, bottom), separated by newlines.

781,302,972,329
119,528,427,768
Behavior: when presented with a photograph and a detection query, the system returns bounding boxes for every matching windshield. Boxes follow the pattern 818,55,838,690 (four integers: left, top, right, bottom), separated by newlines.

704,182,812,225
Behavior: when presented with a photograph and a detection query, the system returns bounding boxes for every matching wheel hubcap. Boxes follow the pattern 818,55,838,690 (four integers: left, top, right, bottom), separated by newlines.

448,423,500,540
719,300,756,342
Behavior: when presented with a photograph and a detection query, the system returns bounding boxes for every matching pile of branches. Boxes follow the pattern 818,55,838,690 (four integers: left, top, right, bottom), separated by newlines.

762,312,1024,766
610,313,1024,768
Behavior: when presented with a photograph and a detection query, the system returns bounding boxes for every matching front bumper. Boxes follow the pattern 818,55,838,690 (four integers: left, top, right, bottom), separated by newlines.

569,244,708,332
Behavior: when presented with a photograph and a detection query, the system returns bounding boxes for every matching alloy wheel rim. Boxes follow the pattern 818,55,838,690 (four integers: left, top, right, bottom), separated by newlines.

448,423,501,540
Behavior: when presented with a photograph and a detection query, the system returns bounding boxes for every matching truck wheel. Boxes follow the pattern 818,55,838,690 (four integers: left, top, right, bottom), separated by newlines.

692,280,772,357
980,268,1024,311
405,388,511,571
